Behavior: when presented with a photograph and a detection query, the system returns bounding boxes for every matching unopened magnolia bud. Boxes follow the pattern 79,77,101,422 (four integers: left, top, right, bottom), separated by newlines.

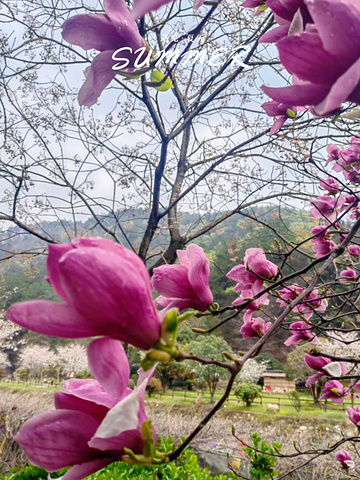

209,302,220,312
147,349,172,362
223,352,237,362
286,108,297,118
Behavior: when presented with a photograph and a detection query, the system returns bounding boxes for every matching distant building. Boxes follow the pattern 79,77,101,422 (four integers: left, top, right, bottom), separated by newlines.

262,371,295,393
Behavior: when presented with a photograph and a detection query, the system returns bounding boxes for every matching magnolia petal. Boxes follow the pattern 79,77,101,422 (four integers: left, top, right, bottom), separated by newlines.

78,51,117,106
88,428,144,453
62,379,120,409
62,14,121,51
288,8,304,36
260,25,289,44
151,265,194,299
177,249,190,268
104,0,144,48
304,353,329,371
92,367,152,441
305,372,323,387
270,116,286,135
104,0,133,25
6,301,99,338
54,391,109,422
266,0,305,22
47,243,74,302
186,244,213,306
15,410,99,471
277,33,343,85
314,57,360,115
306,0,360,64
193,0,205,8
262,83,328,107
93,388,140,439
57,244,161,349
323,362,343,378
87,338,130,399
345,460,355,469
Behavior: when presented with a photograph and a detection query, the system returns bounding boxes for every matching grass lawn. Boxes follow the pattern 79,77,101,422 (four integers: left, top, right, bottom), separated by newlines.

0,381,356,420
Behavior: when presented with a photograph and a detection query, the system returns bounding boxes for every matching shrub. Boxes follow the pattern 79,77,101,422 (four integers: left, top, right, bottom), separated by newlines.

235,382,262,407
288,390,301,412
147,377,162,397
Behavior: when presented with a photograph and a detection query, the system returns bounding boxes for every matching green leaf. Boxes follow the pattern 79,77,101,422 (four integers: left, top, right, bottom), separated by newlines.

150,71,174,92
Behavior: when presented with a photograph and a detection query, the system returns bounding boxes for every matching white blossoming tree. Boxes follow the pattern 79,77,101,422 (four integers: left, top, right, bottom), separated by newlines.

56,344,89,379
238,359,268,384
17,345,57,381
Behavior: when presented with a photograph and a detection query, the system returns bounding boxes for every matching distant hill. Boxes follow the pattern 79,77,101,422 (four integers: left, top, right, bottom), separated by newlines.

0,206,316,361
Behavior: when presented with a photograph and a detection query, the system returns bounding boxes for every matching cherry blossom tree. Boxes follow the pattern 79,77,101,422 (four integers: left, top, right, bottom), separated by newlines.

17,345,57,381
56,344,89,378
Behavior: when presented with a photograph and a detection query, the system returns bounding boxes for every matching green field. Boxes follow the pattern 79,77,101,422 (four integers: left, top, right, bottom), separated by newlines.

1,380,357,420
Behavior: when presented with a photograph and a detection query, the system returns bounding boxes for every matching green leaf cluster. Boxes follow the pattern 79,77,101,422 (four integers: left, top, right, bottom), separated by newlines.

1,443,236,480
243,433,281,480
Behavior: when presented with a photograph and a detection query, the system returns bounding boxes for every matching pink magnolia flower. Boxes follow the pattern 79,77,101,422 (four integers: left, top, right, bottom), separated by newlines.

311,226,336,259
340,195,359,212
240,317,272,339
347,244,360,257
335,450,355,470
347,407,360,427
327,137,360,184
327,144,340,161
284,321,315,346
340,268,358,283
227,248,278,290
152,244,213,312
62,0,147,106
320,380,347,404
262,101,298,135
243,248,279,279
277,285,326,319
15,338,155,480
6,238,162,350
310,195,344,223
262,0,360,116
227,248,277,315
319,177,340,195
304,354,347,386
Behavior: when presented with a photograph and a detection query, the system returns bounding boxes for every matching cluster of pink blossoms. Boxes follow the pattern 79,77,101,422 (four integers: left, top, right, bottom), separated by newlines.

227,248,279,338
308,138,360,288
